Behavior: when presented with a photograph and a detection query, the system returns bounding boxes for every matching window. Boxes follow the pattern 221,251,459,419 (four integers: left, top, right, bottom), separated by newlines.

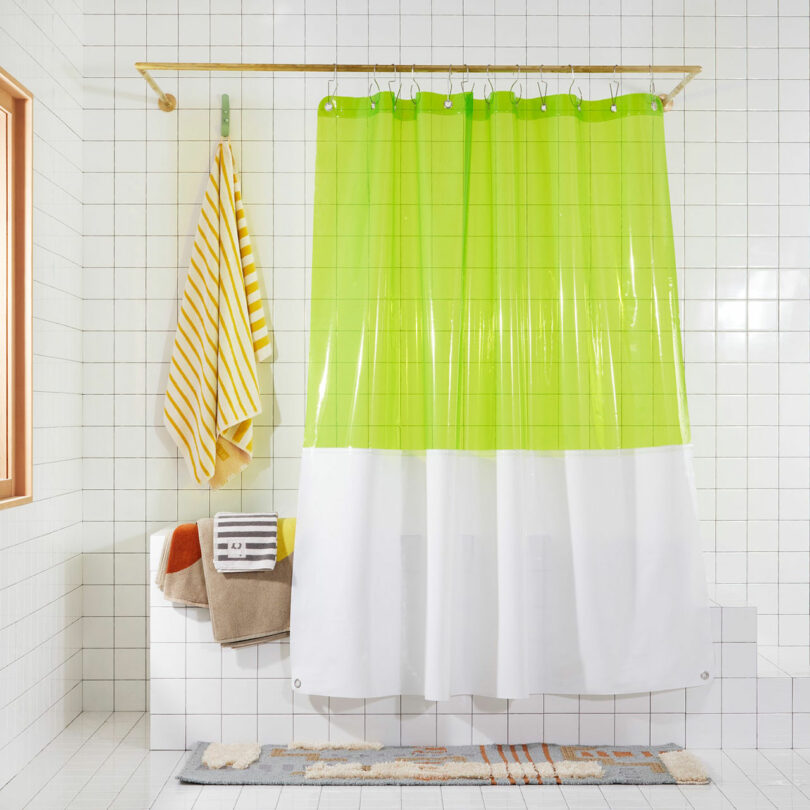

0,66,32,509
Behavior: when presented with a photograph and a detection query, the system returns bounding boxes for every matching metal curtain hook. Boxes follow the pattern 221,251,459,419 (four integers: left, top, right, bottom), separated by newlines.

510,64,522,102
610,64,619,112
568,65,581,111
486,65,494,103
537,65,548,111
324,62,337,110
649,64,657,110
369,64,381,108
460,65,471,94
388,75,401,108
410,64,420,102
445,65,453,108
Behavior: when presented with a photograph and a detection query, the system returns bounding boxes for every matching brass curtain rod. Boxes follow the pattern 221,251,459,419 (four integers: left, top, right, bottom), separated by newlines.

135,62,702,113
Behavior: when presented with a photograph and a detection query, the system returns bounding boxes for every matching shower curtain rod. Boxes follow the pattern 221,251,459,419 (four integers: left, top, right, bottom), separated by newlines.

135,62,701,113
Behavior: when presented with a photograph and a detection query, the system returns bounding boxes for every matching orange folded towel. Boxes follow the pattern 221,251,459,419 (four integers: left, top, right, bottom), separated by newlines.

155,523,208,607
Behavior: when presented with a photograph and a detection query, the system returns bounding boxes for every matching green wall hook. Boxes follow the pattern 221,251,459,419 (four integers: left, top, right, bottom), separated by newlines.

221,93,230,138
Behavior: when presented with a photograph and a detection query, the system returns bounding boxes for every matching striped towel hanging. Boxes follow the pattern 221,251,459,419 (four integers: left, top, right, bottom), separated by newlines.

163,141,272,490
213,512,278,572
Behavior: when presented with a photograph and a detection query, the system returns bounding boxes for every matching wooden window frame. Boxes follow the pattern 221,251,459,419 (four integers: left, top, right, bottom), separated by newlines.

0,66,32,510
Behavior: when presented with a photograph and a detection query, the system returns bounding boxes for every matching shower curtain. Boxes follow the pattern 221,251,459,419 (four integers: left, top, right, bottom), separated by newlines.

290,90,714,700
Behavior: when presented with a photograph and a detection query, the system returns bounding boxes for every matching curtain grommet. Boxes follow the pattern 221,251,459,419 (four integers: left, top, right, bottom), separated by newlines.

700,671,709,680
294,678,302,688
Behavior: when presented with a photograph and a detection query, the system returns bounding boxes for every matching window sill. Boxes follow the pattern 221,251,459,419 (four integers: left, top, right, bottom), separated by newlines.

0,494,32,511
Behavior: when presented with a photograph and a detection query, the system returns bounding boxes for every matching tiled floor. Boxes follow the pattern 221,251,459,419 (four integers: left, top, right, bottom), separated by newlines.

3,714,810,809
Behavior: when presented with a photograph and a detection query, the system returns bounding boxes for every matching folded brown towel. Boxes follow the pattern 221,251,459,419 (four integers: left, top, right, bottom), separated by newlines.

156,523,208,608
197,517,293,645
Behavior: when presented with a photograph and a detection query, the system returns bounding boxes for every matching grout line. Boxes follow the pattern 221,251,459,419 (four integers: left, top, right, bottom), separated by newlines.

0,520,83,558
22,711,142,809
150,742,203,808
112,749,186,809
0,703,101,805
760,749,810,801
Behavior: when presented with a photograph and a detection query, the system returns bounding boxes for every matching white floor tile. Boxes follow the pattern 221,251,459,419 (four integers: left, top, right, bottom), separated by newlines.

442,785,485,809
0,712,111,810
637,784,693,808
191,784,243,809
234,785,283,809
481,783,529,808
520,785,567,808
598,785,651,808
559,785,609,808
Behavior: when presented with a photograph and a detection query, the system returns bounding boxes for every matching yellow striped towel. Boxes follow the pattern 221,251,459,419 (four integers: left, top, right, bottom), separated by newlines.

164,142,272,489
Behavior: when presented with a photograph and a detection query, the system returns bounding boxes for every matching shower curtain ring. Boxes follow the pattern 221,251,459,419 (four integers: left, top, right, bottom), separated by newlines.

485,65,494,104
410,64,420,102
537,65,548,111
325,63,338,111
649,65,658,110
510,64,522,102
444,65,453,108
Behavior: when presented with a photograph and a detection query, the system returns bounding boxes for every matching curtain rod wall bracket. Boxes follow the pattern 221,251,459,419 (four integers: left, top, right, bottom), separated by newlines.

137,65,177,111
134,63,702,113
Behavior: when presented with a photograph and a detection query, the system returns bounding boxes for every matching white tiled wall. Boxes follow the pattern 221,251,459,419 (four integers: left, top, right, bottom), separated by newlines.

82,0,810,712
0,0,84,788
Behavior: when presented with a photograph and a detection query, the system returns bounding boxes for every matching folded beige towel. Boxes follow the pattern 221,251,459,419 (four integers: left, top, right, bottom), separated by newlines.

197,517,293,645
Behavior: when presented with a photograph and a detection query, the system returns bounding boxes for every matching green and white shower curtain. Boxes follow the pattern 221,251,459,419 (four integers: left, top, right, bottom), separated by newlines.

290,90,713,700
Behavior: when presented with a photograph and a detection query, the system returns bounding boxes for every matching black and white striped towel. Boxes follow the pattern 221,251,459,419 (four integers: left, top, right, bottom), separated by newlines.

213,512,278,572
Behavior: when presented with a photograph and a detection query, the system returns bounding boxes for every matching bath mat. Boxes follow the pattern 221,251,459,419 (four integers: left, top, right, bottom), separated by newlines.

177,742,709,786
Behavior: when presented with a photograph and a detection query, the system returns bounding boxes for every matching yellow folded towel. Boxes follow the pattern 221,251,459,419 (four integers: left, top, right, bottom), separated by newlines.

164,141,271,488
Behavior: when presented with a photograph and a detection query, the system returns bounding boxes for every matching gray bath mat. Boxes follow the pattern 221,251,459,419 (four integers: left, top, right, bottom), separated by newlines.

177,741,709,786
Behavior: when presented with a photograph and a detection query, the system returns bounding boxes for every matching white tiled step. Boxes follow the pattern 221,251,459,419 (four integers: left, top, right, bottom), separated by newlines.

150,522,804,751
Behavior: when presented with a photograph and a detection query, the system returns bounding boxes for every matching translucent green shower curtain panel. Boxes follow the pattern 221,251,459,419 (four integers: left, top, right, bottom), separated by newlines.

291,91,713,700
305,91,690,452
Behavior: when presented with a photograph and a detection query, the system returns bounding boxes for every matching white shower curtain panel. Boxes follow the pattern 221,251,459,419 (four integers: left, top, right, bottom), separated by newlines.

291,445,713,700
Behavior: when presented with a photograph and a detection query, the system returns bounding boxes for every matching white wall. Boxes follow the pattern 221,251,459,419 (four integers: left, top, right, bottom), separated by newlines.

81,0,810,712
0,0,84,787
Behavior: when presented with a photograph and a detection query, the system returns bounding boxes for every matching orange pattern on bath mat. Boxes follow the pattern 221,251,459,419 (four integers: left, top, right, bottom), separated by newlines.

479,745,496,785
522,744,543,785
561,745,666,773
542,743,561,784
496,745,515,784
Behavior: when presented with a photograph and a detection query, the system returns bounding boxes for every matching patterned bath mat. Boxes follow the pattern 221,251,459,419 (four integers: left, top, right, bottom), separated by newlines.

177,741,709,786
